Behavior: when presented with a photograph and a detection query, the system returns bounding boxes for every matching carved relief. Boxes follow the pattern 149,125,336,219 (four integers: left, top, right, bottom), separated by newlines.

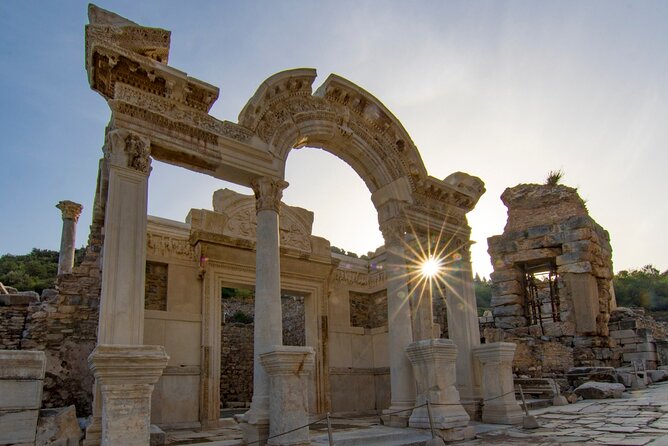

146,233,196,261
380,219,407,246
104,128,152,174
334,270,386,288
124,133,151,174
213,188,313,253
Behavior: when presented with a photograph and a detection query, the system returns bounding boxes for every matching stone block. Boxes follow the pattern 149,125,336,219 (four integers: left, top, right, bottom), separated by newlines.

0,409,40,445
490,294,522,307
624,351,657,362
507,248,561,264
562,274,598,334
493,304,523,317
526,224,552,238
610,329,637,340
35,405,82,446
492,280,523,296
556,251,592,266
495,316,527,329
490,269,522,282
0,380,44,410
0,293,39,306
574,381,625,399
0,351,47,380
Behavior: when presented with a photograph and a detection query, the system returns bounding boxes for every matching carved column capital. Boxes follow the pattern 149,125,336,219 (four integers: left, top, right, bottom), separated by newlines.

380,219,407,246
104,129,152,174
250,177,289,213
56,200,83,222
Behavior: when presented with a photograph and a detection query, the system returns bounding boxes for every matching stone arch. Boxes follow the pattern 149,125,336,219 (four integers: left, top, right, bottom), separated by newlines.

239,69,428,204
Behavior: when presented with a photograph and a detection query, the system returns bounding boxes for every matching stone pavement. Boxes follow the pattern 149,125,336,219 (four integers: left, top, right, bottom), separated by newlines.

462,380,668,445
165,382,668,445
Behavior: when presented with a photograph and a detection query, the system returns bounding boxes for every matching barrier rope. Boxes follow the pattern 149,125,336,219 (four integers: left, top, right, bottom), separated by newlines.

243,415,327,446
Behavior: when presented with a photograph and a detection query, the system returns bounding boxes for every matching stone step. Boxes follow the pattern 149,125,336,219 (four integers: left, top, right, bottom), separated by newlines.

310,425,432,446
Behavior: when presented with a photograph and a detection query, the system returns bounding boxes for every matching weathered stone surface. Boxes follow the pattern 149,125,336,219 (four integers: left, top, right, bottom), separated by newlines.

493,304,523,317
35,405,82,446
574,381,625,399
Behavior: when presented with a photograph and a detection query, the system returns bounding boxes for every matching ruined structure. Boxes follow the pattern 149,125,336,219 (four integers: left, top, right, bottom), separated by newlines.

486,183,617,373
62,4,488,444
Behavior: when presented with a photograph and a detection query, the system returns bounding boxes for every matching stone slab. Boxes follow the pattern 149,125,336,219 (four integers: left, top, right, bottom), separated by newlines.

0,409,40,445
0,350,46,379
0,380,43,410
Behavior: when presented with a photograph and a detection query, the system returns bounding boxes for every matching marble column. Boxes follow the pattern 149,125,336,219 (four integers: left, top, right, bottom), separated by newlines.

84,128,153,446
446,244,482,413
242,177,288,444
407,235,435,342
380,219,416,427
472,342,523,425
406,339,470,430
56,200,83,275
89,345,169,446
260,346,315,446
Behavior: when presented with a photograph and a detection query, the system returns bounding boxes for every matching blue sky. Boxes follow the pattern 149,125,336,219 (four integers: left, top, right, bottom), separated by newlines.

1,0,666,277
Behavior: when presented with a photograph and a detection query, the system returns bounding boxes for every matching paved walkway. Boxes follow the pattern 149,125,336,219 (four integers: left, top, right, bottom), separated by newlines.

165,381,668,445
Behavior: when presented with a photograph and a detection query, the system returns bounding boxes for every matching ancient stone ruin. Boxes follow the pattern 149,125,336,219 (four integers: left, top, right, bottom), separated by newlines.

485,182,666,378
3,4,668,446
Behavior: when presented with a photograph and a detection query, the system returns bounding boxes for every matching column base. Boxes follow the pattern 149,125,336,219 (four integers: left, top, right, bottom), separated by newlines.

481,402,524,425
409,405,469,430
239,418,270,446
381,404,413,427
436,425,476,443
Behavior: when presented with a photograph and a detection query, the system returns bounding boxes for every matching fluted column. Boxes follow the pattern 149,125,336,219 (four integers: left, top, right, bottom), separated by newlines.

242,177,288,444
85,128,152,446
381,219,416,427
446,244,482,413
56,201,83,275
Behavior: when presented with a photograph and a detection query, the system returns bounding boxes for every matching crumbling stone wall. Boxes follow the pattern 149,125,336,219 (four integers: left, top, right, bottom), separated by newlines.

486,183,616,370
0,291,37,349
350,290,387,329
220,292,305,405
144,261,167,311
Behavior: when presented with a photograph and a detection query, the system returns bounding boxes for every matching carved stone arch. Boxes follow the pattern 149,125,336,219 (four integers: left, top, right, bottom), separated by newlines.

239,69,428,201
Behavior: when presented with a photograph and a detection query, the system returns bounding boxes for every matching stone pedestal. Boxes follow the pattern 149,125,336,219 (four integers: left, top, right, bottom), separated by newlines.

472,342,523,425
406,339,469,430
56,200,83,275
381,220,416,427
88,345,168,446
0,350,46,445
260,346,315,446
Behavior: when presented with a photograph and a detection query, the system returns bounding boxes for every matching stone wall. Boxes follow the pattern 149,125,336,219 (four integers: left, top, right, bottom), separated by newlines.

220,291,305,405
144,261,167,311
0,291,37,349
349,290,387,329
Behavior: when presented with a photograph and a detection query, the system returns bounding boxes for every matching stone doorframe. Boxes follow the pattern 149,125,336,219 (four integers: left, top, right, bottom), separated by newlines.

84,5,487,442
200,260,329,427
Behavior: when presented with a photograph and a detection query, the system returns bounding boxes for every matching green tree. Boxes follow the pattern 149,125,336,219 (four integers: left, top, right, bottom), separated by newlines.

613,265,668,311
474,274,492,314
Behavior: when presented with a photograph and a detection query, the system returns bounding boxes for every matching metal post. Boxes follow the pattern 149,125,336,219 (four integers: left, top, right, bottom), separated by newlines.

426,399,436,439
518,384,529,416
326,412,334,446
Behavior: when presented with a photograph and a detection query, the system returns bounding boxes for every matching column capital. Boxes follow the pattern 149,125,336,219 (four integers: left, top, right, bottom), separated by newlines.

104,129,152,175
56,200,83,222
250,177,288,213
380,218,407,246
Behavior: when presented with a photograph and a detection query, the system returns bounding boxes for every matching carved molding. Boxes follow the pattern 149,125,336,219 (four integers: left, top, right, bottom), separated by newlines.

56,200,83,222
147,233,196,261
334,270,386,288
380,219,407,246
250,177,289,213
